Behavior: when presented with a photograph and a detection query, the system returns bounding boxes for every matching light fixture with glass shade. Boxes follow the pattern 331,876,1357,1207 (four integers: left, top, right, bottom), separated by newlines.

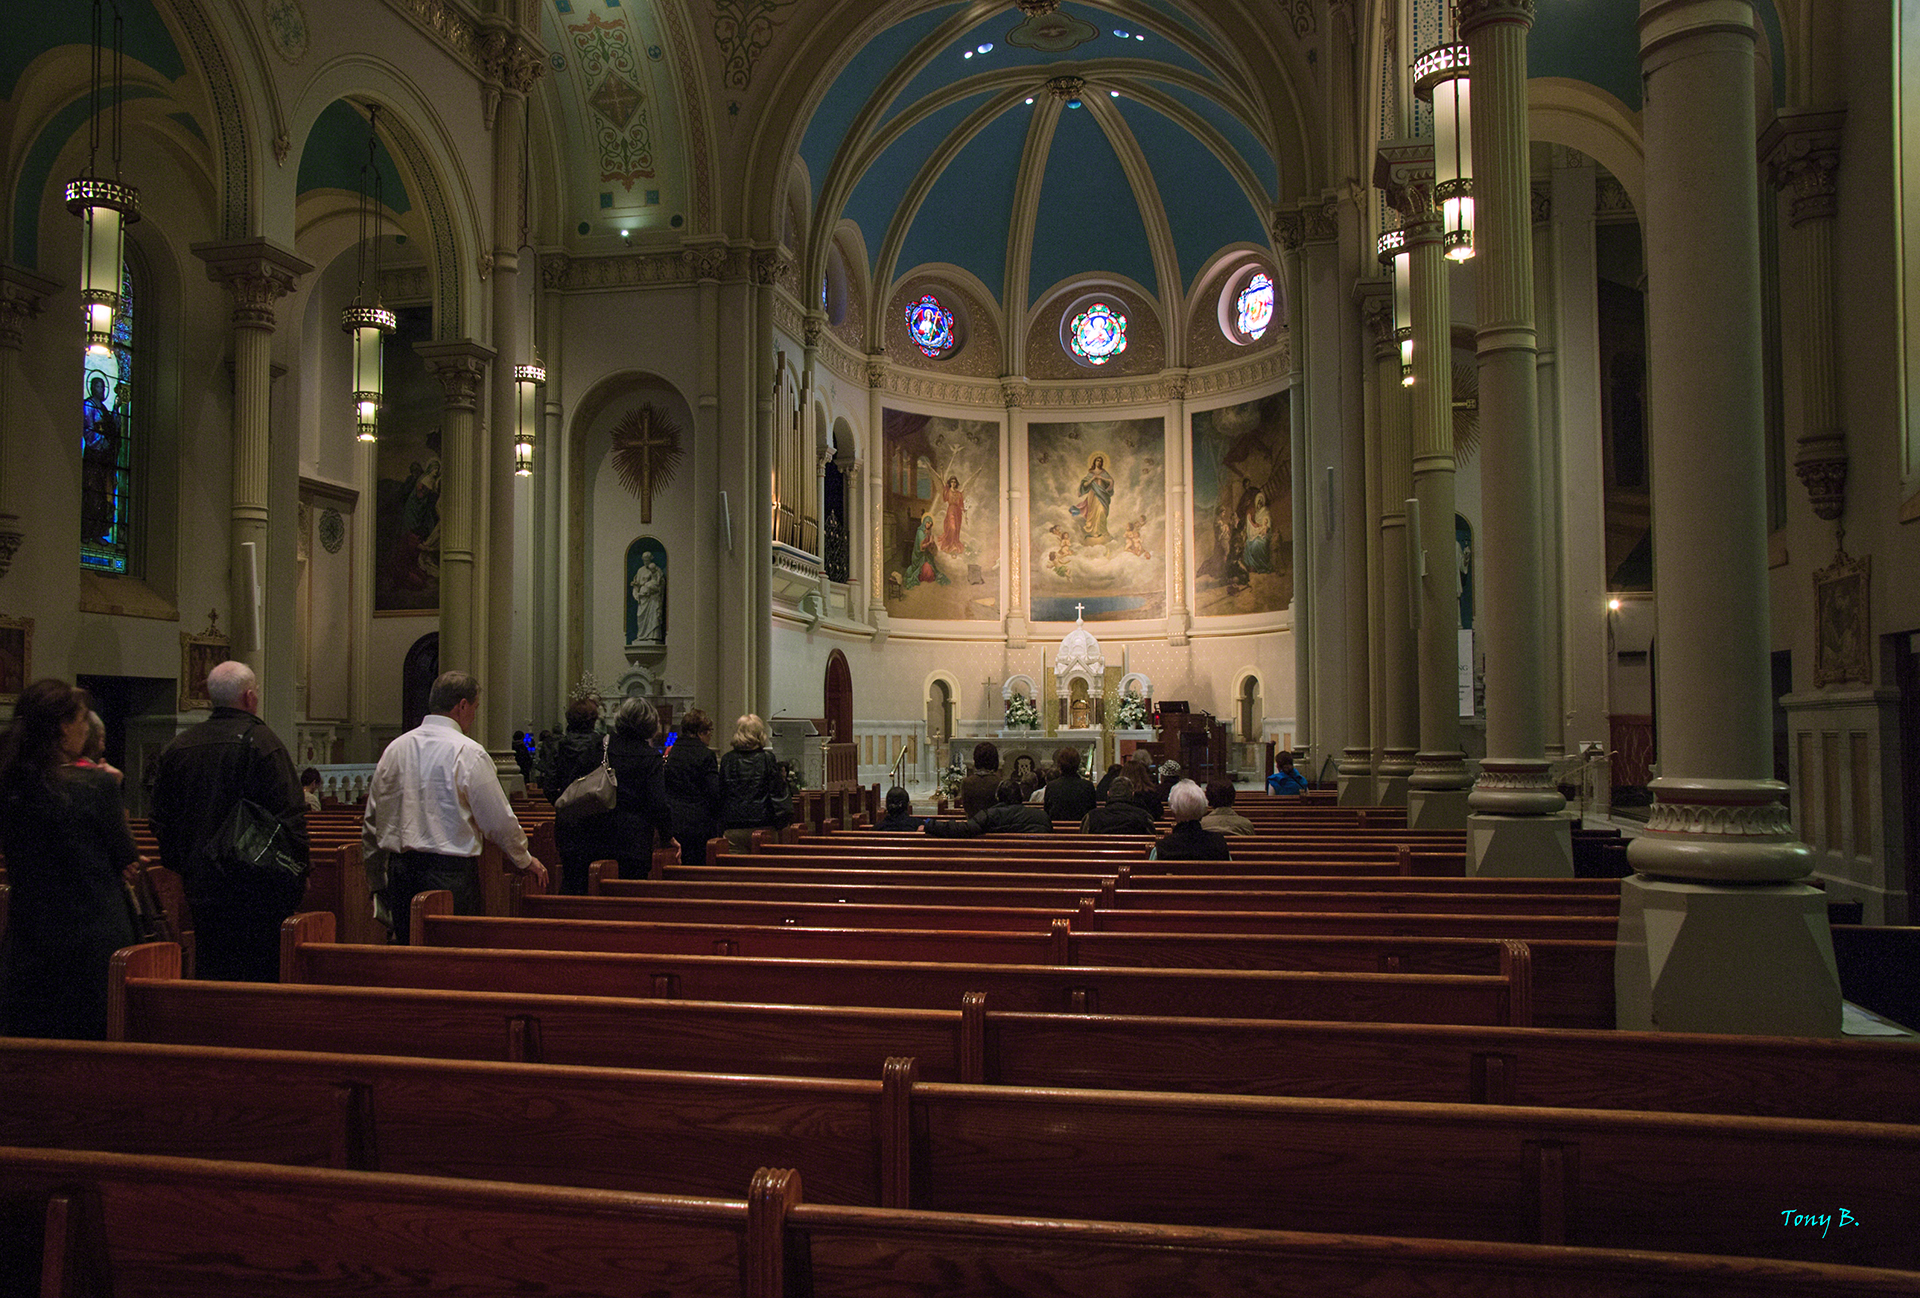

1378,228,1414,386
1414,40,1473,261
341,102,395,443
513,362,544,477
65,0,140,359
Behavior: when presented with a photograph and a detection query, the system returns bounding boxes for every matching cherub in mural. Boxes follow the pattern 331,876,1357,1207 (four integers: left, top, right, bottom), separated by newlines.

1045,522,1076,561
1123,517,1151,561
1070,454,1115,544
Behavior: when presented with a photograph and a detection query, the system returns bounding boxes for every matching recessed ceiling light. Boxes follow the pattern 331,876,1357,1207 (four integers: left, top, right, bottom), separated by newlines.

977,42,993,53
1109,90,1120,97
1114,29,1129,38
962,50,973,58
1135,33,1146,41
1025,97,1035,105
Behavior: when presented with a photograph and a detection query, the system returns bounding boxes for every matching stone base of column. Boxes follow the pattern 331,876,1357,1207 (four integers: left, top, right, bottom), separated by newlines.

1165,610,1189,647
1468,812,1574,877
1005,613,1027,650
1373,748,1416,807
1335,749,1373,806
870,608,891,646
1408,788,1469,829
1615,875,1841,1035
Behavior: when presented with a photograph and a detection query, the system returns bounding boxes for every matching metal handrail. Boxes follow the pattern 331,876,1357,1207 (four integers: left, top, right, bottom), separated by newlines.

889,743,911,789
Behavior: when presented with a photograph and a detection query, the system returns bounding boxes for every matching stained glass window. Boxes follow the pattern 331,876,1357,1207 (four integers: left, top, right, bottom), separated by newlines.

904,294,955,358
81,257,134,574
1069,302,1127,365
1236,272,1275,340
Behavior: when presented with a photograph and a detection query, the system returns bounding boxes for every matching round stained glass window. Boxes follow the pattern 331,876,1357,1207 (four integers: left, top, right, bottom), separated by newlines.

1069,302,1127,365
1236,272,1275,340
905,294,955,358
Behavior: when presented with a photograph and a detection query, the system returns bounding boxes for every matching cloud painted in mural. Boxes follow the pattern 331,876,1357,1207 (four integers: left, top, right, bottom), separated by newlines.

1028,418,1165,623
1190,390,1292,616
881,409,1001,621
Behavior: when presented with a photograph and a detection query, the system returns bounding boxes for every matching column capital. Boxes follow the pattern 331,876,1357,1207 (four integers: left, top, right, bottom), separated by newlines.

1373,138,1436,217
803,313,825,348
415,338,497,411
1270,208,1305,252
1001,378,1028,408
1761,109,1844,226
193,239,312,330
1456,0,1535,34
475,22,546,128
0,264,60,351
867,356,889,389
1158,370,1190,402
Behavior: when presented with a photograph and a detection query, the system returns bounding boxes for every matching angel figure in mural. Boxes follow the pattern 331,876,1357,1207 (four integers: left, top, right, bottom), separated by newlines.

1070,454,1115,544
936,474,969,554
630,551,666,643
1123,517,1151,561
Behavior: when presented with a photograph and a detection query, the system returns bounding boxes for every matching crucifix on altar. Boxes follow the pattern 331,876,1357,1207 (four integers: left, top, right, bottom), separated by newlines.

611,403,686,524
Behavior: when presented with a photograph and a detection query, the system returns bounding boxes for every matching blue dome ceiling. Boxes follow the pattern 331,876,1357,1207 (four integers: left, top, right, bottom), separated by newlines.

798,2,1287,313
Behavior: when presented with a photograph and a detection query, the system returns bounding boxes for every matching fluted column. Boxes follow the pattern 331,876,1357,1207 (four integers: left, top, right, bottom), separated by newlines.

1275,213,1311,757
1405,206,1470,827
1764,112,1847,527
0,266,57,579
1371,285,1418,806
1619,0,1837,1035
415,341,493,678
1460,0,1571,872
480,21,543,750
1331,190,1373,806
1162,370,1190,647
194,240,311,706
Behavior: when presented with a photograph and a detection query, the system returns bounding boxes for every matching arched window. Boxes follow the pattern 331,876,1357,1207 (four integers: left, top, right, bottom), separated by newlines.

1235,272,1275,340
81,256,135,573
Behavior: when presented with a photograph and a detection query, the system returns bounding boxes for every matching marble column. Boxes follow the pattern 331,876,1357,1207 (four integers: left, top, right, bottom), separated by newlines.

1460,0,1572,873
1370,267,1417,807
193,240,312,706
1764,112,1847,527
1405,205,1470,828
415,341,493,679
1003,378,1029,648
866,356,890,643
1161,370,1190,647
1331,189,1374,807
480,23,543,751
0,266,57,579
1275,215,1312,759
1618,0,1838,1035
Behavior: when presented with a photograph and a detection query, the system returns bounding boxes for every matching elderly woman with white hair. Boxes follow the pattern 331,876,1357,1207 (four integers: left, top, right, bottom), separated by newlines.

1152,778,1232,861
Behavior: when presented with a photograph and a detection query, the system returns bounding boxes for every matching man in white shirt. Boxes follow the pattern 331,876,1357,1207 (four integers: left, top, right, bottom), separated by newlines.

363,670,547,941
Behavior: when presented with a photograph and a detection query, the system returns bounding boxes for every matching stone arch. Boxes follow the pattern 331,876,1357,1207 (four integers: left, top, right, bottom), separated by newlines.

1528,79,1645,221
1233,667,1264,743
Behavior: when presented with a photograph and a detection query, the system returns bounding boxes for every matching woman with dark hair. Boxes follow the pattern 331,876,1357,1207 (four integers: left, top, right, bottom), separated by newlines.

662,707,721,866
717,714,787,851
0,679,141,1039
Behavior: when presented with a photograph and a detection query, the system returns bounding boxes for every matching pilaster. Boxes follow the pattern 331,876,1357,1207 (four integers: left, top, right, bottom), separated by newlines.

0,265,59,576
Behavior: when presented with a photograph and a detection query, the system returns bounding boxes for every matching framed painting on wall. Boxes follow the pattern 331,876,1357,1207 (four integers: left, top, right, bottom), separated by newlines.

179,615,231,712
1813,551,1870,687
0,614,32,707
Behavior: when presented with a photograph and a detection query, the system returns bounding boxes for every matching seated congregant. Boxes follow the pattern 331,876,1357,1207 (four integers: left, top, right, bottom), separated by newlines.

926,777,1052,837
1199,778,1255,835
1041,746,1097,823
1154,779,1232,861
1268,750,1309,795
873,786,925,831
958,741,1002,817
1081,768,1157,835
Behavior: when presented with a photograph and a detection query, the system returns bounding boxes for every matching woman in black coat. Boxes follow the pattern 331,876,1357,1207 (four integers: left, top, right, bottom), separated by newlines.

716,713,786,851
0,679,141,1040
603,697,673,880
1153,779,1232,861
543,697,609,894
662,707,722,865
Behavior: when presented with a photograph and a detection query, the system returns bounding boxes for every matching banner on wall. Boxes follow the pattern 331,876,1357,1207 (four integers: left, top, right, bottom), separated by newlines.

1027,418,1165,623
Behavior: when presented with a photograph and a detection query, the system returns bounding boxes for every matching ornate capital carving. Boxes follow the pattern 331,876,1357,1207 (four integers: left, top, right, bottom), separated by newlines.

415,341,495,412
1361,292,1395,346
541,252,572,290
803,314,824,348
1271,209,1305,252
1159,371,1190,402
1530,182,1552,225
1001,378,1026,408
1304,198,1340,245
1763,110,1844,227
686,244,728,281
867,357,888,389
0,265,57,351
476,26,546,126
1794,436,1848,521
194,239,312,331
1046,74,1086,102
0,520,22,579
751,249,788,287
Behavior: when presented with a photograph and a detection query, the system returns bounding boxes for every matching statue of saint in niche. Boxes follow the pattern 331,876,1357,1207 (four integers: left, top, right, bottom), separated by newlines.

629,548,666,644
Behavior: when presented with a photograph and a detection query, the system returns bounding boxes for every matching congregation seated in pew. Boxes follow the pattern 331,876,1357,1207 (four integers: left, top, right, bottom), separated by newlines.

925,777,1051,837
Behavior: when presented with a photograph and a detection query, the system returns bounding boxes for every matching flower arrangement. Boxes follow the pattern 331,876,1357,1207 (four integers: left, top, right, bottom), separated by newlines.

939,759,965,803
1004,692,1040,729
1115,690,1150,730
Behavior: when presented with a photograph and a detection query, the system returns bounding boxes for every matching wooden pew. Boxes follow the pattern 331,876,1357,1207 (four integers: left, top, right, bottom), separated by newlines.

109,940,1920,1123
280,912,1530,1025
8,1043,1918,1270
4,1147,1905,1298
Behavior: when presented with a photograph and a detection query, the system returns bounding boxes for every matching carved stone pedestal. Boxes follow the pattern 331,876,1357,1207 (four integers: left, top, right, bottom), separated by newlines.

1615,875,1841,1036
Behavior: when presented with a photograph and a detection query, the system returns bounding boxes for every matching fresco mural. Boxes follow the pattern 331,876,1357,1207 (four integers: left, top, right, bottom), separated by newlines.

373,306,443,614
1190,390,1292,616
881,409,1001,620
1028,418,1165,622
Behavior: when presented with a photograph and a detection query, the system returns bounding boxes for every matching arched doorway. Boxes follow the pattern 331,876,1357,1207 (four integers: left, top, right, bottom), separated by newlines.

824,649,853,744
1237,674,1262,743
402,633,439,732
